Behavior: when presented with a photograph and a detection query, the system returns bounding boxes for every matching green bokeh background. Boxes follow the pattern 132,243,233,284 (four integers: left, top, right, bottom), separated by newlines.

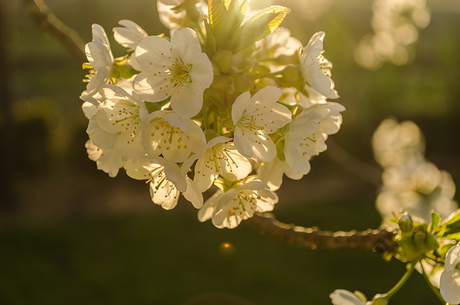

1,0,459,304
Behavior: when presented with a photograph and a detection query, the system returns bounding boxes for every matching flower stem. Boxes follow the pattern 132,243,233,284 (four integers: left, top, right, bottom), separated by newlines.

195,21,206,44
202,102,210,130
380,263,415,299
248,71,281,80
420,262,446,304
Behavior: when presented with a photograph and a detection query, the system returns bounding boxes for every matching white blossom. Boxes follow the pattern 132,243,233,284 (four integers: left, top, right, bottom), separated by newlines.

142,110,206,162
133,27,213,119
330,289,369,305
256,27,302,72
95,84,148,158
113,19,148,50
198,178,278,229
372,118,425,169
376,159,457,223
157,0,208,35
124,157,202,209
232,86,292,162
113,19,148,71
189,136,252,192
85,140,126,178
284,108,323,175
257,157,302,191
300,31,339,99
83,24,114,97
440,242,460,304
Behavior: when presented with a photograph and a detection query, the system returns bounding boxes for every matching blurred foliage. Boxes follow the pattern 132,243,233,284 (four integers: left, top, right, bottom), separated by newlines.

1,0,459,304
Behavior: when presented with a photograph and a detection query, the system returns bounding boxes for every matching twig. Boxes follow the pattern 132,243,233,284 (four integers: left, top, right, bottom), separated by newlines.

23,0,86,63
247,213,398,255
325,138,382,187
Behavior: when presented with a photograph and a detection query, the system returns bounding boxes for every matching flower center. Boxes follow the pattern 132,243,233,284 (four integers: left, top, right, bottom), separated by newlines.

170,57,192,88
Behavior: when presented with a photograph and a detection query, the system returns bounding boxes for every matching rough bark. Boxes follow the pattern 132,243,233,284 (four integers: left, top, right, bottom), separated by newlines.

247,213,398,255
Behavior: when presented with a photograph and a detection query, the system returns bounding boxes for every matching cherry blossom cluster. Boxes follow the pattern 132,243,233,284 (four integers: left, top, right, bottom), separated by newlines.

354,0,431,69
372,118,457,224
80,0,344,229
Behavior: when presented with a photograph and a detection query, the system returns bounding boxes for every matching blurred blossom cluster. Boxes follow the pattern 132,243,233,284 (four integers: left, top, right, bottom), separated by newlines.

354,0,431,70
79,0,344,229
372,118,457,224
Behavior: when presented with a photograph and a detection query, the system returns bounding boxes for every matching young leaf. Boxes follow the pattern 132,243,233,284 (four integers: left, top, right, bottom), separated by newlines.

204,19,217,54
209,0,231,47
209,0,251,49
440,209,460,235
229,5,290,52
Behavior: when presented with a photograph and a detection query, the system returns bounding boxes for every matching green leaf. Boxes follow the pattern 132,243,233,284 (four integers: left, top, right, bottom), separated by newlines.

229,5,290,52
444,232,460,241
440,209,460,235
204,19,216,54
208,0,231,47
209,0,251,49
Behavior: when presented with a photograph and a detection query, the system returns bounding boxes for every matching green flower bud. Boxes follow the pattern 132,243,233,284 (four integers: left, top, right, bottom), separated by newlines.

213,50,233,74
371,295,388,305
399,212,413,239
276,65,301,89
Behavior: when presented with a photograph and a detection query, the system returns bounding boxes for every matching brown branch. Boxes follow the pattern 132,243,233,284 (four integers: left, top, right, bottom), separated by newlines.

23,0,86,63
247,213,398,256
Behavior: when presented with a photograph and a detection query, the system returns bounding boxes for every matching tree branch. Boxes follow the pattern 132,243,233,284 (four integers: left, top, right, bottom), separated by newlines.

23,0,86,63
247,213,398,255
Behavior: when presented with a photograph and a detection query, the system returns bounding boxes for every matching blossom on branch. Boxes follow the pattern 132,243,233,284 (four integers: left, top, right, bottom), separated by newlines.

133,27,213,119
124,157,202,209
188,136,252,193
232,86,292,162
198,177,278,229
300,31,339,99
440,242,460,304
83,24,114,98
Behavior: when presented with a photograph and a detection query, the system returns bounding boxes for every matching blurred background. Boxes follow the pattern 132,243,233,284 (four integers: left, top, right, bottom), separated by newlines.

0,0,459,304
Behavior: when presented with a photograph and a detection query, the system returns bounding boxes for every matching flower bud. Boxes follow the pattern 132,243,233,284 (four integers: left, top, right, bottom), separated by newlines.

371,294,388,305
398,212,413,238
277,65,301,88
213,50,233,74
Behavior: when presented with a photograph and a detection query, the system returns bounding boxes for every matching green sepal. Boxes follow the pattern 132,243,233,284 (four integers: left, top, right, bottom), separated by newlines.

429,211,441,233
213,50,233,73
438,243,456,257
211,75,235,94
229,5,290,53
204,87,228,112
231,74,253,92
144,96,171,114
275,65,302,90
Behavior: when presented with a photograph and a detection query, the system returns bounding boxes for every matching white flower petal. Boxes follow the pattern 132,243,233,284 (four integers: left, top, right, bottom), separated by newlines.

170,28,201,63
198,190,223,222
440,270,460,304
133,71,173,102
113,19,148,50
330,289,366,305
135,36,174,71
